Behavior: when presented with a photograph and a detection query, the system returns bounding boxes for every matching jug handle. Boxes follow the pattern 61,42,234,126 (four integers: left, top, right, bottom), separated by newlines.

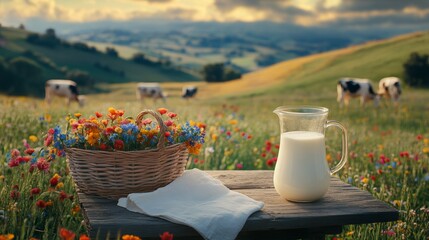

325,120,348,175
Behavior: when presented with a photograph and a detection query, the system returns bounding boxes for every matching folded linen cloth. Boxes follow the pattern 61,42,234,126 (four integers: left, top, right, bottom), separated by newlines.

118,168,264,240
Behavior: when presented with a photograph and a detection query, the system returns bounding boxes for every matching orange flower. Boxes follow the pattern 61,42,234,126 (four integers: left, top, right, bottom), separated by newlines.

121,235,141,240
74,113,82,118
59,228,76,240
72,204,81,215
160,232,174,240
108,107,117,114
95,112,103,118
79,234,90,240
157,108,168,115
0,234,14,240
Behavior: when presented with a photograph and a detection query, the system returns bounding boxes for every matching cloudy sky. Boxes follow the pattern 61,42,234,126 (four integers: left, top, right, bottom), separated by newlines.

1,0,429,29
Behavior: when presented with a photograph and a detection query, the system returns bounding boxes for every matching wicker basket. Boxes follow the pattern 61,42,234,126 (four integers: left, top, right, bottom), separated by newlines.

65,110,189,200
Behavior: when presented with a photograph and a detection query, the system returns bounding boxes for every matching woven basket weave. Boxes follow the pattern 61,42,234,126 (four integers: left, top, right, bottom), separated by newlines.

65,109,189,200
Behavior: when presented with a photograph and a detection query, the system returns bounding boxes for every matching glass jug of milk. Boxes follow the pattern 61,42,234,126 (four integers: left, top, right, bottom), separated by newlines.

273,106,348,202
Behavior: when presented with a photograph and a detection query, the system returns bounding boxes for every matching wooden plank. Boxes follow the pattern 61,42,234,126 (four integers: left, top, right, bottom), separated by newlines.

77,170,398,239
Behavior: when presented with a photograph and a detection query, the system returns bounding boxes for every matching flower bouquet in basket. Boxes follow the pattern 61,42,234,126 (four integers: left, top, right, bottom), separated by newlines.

45,107,206,199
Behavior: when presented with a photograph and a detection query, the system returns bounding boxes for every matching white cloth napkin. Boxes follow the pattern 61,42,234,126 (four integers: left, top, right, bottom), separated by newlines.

118,168,264,240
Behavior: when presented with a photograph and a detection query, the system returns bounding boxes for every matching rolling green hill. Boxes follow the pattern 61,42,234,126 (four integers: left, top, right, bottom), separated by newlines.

0,26,199,95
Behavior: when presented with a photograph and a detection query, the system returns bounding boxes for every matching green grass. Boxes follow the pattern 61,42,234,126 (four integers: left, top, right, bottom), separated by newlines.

1,31,429,239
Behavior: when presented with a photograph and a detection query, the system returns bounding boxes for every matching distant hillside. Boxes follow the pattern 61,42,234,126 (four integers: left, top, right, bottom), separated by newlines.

193,31,429,99
0,26,199,96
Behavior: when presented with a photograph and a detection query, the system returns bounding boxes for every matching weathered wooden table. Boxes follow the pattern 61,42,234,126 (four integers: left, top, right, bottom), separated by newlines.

78,171,399,239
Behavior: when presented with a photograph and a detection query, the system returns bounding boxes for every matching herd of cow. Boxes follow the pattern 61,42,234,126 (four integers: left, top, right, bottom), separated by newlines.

44,80,198,107
337,76,401,107
44,76,401,108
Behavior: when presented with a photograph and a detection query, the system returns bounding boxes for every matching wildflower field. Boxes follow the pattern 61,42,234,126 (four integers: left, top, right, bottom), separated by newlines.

0,85,428,240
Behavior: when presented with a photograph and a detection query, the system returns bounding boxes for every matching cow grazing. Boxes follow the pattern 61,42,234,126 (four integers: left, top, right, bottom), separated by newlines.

136,82,166,103
45,79,84,107
182,86,198,99
378,77,401,106
337,78,379,107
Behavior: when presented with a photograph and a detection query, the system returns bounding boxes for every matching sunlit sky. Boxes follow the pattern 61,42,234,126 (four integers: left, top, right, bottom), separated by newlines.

1,0,429,28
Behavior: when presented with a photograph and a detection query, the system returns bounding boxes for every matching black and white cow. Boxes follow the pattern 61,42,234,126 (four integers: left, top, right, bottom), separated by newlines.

45,79,85,107
378,77,401,106
337,78,379,107
136,82,166,103
182,86,198,99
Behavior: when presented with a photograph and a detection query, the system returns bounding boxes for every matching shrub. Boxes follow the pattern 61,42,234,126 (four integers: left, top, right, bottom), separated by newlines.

403,52,429,87
202,63,242,82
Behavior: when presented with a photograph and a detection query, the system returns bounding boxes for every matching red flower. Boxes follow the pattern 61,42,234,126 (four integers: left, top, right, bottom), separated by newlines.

50,177,59,187
95,112,103,118
99,144,108,151
59,228,76,240
8,159,19,168
36,200,47,209
236,163,243,169
30,187,41,195
261,153,267,158
48,128,55,135
399,151,410,158
10,190,20,200
417,135,423,141
160,232,174,240
58,191,68,201
11,148,20,157
164,120,174,127
36,158,50,172
142,119,153,125
247,135,252,139
226,131,231,136
167,112,177,118
25,148,35,155
165,131,171,137
117,110,125,116
266,157,277,167
114,140,124,150
370,175,376,181
157,108,168,115
44,135,53,146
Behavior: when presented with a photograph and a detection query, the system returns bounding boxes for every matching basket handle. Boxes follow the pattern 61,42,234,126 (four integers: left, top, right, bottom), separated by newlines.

136,109,167,150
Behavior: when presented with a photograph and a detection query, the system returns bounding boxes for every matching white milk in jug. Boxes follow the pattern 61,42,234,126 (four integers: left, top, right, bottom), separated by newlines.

273,131,330,202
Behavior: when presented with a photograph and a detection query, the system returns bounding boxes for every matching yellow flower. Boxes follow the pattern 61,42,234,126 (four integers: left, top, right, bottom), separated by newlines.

361,177,369,184
424,138,429,146
211,134,218,142
0,175,4,181
378,144,384,151
0,234,14,240
52,173,61,179
224,149,233,157
44,113,52,123
392,200,402,207
115,127,123,134
346,231,354,236
423,147,429,154
29,135,38,142
229,119,238,125
56,182,64,189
